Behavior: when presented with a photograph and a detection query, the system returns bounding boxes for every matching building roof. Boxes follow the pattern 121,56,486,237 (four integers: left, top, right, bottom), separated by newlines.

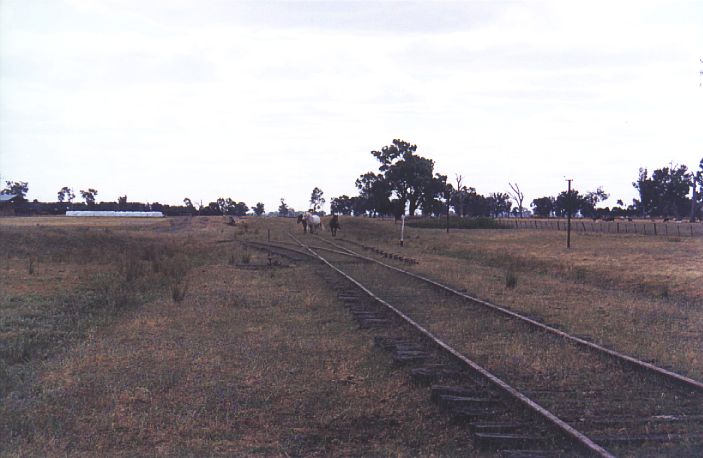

0,194,18,202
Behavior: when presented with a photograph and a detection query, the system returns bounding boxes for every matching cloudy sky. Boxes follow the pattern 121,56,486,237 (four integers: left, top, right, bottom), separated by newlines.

1,0,701,212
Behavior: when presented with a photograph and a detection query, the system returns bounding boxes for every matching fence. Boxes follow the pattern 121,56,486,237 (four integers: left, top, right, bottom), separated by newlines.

497,218,703,237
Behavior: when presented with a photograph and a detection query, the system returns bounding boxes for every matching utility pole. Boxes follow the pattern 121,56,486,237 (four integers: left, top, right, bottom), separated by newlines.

566,178,573,249
446,186,451,233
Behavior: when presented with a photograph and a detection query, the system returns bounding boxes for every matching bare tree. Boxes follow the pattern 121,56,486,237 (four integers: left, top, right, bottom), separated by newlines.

508,182,525,217
455,174,465,217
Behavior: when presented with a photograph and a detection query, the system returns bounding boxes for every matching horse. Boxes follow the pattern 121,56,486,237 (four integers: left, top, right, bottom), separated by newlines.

297,212,323,234
329,215,341,237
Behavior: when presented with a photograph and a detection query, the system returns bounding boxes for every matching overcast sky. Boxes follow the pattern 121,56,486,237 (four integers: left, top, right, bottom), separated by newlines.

1,0,701,213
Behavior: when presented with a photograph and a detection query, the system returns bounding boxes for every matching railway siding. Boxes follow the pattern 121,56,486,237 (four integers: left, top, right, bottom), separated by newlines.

286,233,703,457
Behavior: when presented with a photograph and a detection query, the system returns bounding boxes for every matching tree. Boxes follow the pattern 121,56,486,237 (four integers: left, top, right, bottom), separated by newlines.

634,163,692,218
233,202,249,216
554,189,581,217
450,187,491,217
691,157,703,222
57,186,75,203
633,168,657,217
531,196,555,218
254,202,265,216
488,192,512,217
651,164,691,218
508,182,525,217
278,198,290,217
580,187,609,218
365,139,443,216
79,188,98,206
2,181,29,201
455,175,466,217
183,197,194,209
330,195,354,215
216,197,229,215
309,187,325,213
355,172,391,216
118,195,128,209
419,173,449,217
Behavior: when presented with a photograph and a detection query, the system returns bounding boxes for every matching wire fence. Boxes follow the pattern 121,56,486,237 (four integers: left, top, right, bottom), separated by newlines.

497,218,703,237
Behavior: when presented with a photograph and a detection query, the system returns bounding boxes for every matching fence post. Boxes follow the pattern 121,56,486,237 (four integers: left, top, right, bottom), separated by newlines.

653,223,657,236
691,225,694,237
617,222,619,233
665,224,668,236
557,221,560,231
677,225,681,237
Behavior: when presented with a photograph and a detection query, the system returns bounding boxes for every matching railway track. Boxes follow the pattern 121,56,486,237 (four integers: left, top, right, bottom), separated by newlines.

279,232,703,457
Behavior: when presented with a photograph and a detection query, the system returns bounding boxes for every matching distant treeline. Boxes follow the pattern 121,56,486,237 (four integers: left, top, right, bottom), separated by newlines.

2,143,702,221
327,140,703,222
3,200,196,217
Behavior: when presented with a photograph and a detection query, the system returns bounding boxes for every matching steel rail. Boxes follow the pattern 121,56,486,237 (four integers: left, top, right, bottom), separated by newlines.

316,235,703,393
290,233,614,458
250,240,363,259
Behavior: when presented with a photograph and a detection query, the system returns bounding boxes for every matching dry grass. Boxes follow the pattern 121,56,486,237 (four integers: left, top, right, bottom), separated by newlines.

4,213,699,455
324,217,703,380
1,216,480,456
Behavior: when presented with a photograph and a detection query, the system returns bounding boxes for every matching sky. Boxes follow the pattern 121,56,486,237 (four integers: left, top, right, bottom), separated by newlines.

1,0,702,213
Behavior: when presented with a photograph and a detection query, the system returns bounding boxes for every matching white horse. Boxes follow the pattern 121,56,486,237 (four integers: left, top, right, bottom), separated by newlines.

297,212,323,234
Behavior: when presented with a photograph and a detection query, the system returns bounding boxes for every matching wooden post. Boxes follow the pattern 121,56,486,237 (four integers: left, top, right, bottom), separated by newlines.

400,215,405,247
267,229,271,242
653,223,657,236
677,225,681,236
557,221,560,231
616,222,619,233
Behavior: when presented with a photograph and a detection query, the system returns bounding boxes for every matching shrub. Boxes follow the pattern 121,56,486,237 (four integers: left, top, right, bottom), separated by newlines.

171,280,189,303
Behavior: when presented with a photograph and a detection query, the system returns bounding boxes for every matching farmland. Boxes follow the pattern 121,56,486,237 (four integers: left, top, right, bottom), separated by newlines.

1,215,701,455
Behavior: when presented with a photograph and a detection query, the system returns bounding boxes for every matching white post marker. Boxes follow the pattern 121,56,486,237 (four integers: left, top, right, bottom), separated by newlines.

400,215,405,247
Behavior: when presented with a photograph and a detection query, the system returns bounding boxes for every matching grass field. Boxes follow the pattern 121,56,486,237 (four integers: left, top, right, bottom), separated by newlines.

1,215,701,455
0,216,475,456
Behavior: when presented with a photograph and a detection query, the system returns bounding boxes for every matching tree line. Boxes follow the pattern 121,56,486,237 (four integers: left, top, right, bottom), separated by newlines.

0,182,267,217
325,139,703,222
2,143,702,221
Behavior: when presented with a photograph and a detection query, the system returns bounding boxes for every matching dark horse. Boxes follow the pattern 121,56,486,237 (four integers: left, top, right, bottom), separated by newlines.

329,215,341,236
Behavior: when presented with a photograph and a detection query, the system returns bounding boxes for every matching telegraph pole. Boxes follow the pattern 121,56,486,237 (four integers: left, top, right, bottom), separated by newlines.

446,186,451,233
566,178,573,249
